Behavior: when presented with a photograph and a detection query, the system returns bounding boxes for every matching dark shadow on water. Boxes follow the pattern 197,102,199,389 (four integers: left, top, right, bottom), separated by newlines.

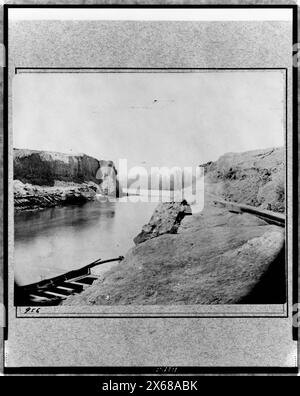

239,245,286,304
14,201,117,240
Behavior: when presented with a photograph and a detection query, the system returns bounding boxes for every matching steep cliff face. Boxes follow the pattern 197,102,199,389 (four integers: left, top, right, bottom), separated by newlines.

14,149,120,196
202,147,285,212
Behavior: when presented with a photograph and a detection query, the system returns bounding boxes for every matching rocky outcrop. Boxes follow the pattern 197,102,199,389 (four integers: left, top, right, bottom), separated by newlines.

14,148,121,211
63,202,285,306
202,147,285,212
133,201,192,245
14,148,120,196
14,180,98,212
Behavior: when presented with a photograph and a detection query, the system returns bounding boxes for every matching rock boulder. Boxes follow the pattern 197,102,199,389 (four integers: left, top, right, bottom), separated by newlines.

133,201,192,245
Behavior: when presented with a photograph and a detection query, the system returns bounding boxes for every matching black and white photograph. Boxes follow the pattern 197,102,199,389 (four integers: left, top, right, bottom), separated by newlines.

1,3,298,374
13,69,287,308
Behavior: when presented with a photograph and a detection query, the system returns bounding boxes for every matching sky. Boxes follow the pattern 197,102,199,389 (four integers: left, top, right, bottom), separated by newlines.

13,70,285,171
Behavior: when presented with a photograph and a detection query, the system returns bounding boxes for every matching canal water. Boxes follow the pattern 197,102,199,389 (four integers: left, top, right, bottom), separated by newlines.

14,200,158,286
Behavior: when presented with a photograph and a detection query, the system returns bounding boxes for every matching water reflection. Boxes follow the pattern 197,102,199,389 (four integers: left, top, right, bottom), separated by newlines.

14,200,157,286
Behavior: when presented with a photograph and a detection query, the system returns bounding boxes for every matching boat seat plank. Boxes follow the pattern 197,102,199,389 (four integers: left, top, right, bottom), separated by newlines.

56,285,75,292
68,280,89,286
48,287,74,296
44,291,68,298
29,293,52,302
61,282,84,292
29,290,59,299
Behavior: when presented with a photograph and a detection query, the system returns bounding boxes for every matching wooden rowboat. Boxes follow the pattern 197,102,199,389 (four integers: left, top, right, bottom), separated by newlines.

15,256,124,306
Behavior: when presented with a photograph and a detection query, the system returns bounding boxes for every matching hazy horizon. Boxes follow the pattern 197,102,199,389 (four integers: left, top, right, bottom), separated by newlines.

12,145,284,163
13,70,285,169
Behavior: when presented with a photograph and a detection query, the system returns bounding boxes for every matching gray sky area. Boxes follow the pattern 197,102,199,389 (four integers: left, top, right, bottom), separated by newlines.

13,71,285,169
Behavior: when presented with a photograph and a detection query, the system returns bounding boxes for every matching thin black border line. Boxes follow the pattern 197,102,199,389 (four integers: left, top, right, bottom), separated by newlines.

292,4,299,345
285,66,289,323
3,3,298,375
16,305,287,319
3,4,299,9
13,67,289,320
3,4,9,343
16,67,288,72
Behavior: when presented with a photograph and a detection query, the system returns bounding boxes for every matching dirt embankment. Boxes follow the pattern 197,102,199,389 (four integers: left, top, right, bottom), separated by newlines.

202,147,285,213
64,202,285,306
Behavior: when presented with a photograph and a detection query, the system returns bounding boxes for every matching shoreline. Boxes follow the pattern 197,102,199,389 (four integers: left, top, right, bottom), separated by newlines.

14,179,201,213
14,179,106,212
